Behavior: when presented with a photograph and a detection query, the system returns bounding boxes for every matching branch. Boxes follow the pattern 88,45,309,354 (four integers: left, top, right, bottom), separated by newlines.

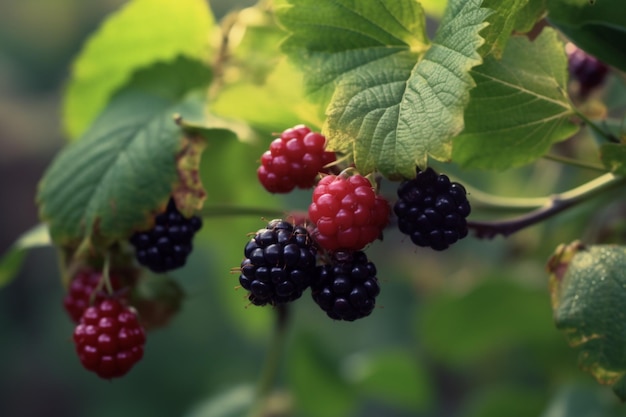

468,173,625,239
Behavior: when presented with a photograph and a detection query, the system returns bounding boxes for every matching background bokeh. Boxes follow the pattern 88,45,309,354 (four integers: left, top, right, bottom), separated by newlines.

2,1,625,417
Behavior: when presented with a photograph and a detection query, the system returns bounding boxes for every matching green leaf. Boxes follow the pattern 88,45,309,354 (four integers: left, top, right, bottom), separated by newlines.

0,224,51,288
479,0,529,58
600,144,626,175
514,0,547,33
420,0,448,19
288,331,357,417
345,349,432,411
452,28,578,170
547,0,626,72
63,0,213,139
38,58,212,249
277,0,490,179
547,241,626,399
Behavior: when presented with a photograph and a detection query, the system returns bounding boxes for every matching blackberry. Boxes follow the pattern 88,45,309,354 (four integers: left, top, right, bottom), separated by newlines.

311,251,380,321
394,167,470,251
130,198,202,273
239,219,317,306
566,42,609,96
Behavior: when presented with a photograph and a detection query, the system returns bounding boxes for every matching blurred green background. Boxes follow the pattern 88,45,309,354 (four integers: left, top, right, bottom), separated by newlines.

2,1,626,417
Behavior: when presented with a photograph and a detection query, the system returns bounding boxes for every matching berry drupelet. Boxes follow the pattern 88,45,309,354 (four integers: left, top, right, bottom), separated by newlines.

130,198,202,273
239,219,317,306
394,167,471,251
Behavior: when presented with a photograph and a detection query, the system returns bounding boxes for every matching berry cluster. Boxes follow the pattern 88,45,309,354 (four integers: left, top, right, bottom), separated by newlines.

73,298,146,379
239,220,317,306
394,167,471,251
257,125,336,193
251,126,389,321
130,198,202,273
566,43,609,97
62,266,184,378
312,251,380,321
309,174,390,252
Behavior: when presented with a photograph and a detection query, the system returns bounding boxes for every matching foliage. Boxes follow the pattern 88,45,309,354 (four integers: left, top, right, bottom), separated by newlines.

2,0,626,415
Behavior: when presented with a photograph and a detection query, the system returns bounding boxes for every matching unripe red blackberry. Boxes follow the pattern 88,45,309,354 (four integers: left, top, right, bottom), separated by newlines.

394,167,470,251
73,298,146,379
239,219,317,306
63,269,127,323
309,174,390,252
566,42,609,96
130,198,202,273
257,125,336,193
311,251,380,321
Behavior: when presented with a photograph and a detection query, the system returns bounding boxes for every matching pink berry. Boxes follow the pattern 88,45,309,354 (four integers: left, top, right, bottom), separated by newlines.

73,299,146,379
309,174,390,251
257,125,336,193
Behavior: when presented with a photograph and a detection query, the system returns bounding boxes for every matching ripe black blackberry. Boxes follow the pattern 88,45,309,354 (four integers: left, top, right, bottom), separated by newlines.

311,251,380,321
394,167,470,251
239,219,317,306
130,198,202,273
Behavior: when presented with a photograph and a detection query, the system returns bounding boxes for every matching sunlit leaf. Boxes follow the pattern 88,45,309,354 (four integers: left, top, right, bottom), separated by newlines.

452,28,578,170
63,0,213,139
277,0,490,179
479,0,528,58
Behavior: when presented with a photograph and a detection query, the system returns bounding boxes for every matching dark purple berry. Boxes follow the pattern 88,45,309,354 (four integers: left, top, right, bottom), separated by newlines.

239,220,317,306
311,251,380,321
394,167,470,251
566,43,609,97
129,197,202,273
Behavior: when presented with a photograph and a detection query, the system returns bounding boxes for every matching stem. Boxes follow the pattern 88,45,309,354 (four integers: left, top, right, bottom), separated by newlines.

247,304,290,417
468,173,626,239
464,184,548,212
542,153,607,172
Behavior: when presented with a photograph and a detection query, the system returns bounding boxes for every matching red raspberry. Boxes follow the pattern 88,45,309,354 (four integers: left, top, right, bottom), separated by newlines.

63,269,127,323
73,299,146,379
257,124,336,193
308,174,390,251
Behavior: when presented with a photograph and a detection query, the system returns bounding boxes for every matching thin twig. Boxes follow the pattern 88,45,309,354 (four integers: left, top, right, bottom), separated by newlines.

468,173,625,239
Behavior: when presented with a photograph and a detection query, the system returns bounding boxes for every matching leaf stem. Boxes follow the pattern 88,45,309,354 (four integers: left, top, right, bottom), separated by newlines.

468,172,626,239
542,153,607,172
247,304,290,417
